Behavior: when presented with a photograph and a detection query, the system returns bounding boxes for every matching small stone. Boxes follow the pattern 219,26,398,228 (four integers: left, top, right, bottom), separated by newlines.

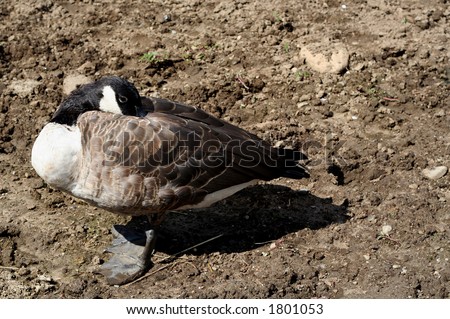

422,166,448,180
377,106,394,114
316,90,326,99
92,256,103,265
18,267,31,276
37,275,54,282
30,179,45,189
77,61,96,74
381,225,392,236
299,94,311,102
76,225,87,233
363,254,370,261
435,109,445,117
274,140,285,148
313,252,325,260
353,62,366,71
63,73,92,95
300,42,349,74
8,79,41,97
162,14,172,23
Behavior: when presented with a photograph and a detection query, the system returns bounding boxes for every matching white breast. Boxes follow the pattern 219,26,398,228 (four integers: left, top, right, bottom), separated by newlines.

31,123,81,191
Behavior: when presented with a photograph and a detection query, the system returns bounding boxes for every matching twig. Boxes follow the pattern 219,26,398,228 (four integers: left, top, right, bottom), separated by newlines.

0,266,19,271
124,233,223,286
159,233,224,264
254,240,274,245
236,76,250,90
185,261,200,274
124,263,175,286
383,97,399,101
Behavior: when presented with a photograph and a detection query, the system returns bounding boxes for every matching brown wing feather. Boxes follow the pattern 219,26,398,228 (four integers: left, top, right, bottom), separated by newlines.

76,104,307,216
141,96,309,179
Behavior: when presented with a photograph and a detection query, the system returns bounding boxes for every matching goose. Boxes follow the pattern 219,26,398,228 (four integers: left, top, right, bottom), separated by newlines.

31,76,309,285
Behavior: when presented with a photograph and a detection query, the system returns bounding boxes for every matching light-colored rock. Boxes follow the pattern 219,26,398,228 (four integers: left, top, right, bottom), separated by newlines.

381,225,392,236
300,42,349,74
63,73,92,95
422,166,448,180
377,106,394,114
77,61,96,74
8,79,40,97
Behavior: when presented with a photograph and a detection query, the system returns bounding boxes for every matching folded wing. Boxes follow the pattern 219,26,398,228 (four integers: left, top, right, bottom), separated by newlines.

77,101,308,214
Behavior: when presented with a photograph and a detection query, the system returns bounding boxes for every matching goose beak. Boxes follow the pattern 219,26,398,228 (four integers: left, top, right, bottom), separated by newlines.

136,108,148,117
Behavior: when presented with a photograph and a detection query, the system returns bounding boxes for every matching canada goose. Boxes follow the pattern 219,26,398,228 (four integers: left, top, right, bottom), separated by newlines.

31,76,309,285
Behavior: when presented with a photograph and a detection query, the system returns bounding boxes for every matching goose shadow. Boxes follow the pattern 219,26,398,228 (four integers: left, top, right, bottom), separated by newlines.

123,184,349,256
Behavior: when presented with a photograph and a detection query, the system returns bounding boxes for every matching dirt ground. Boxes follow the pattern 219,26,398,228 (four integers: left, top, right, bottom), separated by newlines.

1,0,449,298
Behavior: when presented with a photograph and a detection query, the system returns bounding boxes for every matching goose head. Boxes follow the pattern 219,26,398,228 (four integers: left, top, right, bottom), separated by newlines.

51,76,144,126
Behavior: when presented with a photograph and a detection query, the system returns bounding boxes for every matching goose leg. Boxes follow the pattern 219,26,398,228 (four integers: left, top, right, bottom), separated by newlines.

98,215,163,285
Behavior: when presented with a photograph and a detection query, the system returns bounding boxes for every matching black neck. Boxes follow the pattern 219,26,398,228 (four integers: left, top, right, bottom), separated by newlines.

50,97,94,126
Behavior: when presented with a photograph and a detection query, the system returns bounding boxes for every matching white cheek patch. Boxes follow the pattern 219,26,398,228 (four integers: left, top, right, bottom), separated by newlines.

99,85,122,114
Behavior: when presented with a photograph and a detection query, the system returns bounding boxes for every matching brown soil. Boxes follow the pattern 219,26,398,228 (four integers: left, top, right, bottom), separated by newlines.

1,0,449,298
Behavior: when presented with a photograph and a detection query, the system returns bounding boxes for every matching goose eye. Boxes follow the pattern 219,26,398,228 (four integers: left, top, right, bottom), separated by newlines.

118,95,128,104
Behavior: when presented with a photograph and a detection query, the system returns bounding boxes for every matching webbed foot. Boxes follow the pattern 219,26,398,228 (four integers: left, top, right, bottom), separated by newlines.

98,224,156,285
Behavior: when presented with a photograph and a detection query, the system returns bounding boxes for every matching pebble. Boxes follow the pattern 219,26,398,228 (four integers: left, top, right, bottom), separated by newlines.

162,14,172,23
18,267,31,276
77,61,96,74
91,256,102,265
300,42,349,74
274,140,285,148
37,274,54,282
8,79,40,98
380,225,392,236
30,179,45,189
377,106,394,114
63,73,92,95
435,109,445,117
422,166,448,180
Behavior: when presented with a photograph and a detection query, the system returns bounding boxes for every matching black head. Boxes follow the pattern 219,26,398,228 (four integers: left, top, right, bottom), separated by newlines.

51,76,144,126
